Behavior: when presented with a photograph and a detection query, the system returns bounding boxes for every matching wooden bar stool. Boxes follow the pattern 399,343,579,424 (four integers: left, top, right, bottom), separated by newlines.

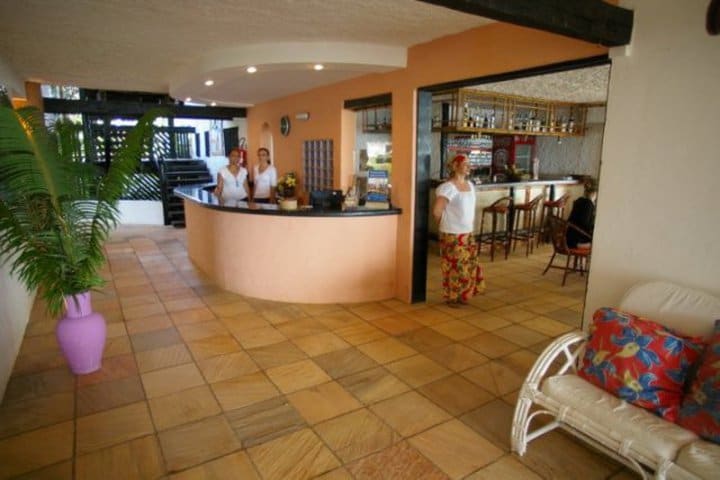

478,196,512,261
510,194,543,256
538,193,570,245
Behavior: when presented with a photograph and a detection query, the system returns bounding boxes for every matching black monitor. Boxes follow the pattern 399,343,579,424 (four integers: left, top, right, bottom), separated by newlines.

310,190,344,210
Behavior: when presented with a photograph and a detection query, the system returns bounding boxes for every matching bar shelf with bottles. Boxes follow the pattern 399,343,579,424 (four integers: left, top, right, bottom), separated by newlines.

431,89,588,137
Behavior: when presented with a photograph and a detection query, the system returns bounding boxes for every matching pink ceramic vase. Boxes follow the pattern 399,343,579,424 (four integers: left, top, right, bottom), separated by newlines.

55,291,106,374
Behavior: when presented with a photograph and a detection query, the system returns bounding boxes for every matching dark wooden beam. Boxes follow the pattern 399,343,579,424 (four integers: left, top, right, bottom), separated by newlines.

43,98,246,120
344,93,392,110
416,0,633,47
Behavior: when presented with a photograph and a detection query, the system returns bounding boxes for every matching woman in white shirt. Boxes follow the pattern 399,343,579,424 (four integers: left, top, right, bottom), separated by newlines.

432,154,485,307
252,147,277,203
215,148,251,202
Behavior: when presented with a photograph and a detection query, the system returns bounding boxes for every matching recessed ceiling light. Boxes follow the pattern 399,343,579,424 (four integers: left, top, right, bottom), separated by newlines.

185,97,192,102
204,79,214,86
211,102,217,107
246,66,257,74
313,64,324,71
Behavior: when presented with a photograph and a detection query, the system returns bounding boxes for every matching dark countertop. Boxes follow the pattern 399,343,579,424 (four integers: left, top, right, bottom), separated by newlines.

430,177,581,190
174,185,402,217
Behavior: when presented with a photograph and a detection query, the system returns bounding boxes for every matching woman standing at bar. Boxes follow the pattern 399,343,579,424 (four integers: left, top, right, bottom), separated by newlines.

432,154,485,307
252,147,277,204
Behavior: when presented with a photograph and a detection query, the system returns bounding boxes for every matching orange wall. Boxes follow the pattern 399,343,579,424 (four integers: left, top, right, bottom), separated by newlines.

246,22,607,302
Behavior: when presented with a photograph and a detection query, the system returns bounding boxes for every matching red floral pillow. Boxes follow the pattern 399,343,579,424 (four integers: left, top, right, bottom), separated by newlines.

578,307,705,421
677,320,720,444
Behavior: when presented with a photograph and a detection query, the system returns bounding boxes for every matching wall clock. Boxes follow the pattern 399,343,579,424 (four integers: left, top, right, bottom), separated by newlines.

280,115,291,136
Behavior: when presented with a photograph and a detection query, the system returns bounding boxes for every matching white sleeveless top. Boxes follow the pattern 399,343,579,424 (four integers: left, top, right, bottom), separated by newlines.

219,166,248,200
436,180,476,234
253,164,278,199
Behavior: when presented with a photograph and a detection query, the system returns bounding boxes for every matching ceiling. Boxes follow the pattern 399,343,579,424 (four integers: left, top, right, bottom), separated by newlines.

470,65,610,103
0,0,494,106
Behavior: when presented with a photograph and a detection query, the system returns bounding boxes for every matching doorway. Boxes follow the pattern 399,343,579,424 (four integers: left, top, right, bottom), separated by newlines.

412,55,610,304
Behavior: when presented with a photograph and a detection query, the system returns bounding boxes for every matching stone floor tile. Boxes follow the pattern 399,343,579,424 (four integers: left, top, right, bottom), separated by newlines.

211,371,280,411
141,363,205,399
225,396,306,448
315,408,400,463
397,327,454,352
292,332,350,357
337,367,411,405
246,341,307,370
356,337,417,364
76,402,154,454
265,359,331,394
370,391,451,437
168,451,260,480
76,434,165,480
314,347,379,380
196,351,259,383
0,421,74,479
77,375,145,416
424,343,489,372
148,385,221,431
247,428,340,480
418,374,494,416
408,419,504,479
286,381,362,424
158,415,241,473
346,441,449,480
465,455,543,480
134,343,193,374
385,354,451,388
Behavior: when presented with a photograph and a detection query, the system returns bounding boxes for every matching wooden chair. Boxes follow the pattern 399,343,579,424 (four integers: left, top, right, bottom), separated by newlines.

542,215,592,286
538,193,570,245
510,193,544,257
478,196,512,261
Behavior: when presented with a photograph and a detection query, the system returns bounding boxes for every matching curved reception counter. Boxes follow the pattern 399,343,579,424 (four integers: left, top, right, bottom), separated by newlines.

175,186,401,304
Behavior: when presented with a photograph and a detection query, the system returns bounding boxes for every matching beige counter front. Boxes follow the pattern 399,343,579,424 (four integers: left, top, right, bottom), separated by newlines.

183,199,399,304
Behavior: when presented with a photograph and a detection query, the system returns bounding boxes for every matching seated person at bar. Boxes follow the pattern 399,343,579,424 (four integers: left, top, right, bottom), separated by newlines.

215,148,251,202
252,147,277,203
566,178,598,248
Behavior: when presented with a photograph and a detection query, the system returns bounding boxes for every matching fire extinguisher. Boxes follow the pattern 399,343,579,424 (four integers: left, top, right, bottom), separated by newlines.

237,137,247,168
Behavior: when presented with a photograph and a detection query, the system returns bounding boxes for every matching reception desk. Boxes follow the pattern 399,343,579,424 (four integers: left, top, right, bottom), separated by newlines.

175,186,401,303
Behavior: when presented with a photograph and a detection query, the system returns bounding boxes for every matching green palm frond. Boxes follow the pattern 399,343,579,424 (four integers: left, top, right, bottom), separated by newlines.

0,104,165,316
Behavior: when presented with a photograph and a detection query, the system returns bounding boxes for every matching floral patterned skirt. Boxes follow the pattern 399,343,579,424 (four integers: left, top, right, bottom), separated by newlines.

439,232,486,303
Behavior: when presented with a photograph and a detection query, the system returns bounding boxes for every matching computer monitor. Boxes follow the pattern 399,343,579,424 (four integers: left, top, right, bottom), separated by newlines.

310,190,344,210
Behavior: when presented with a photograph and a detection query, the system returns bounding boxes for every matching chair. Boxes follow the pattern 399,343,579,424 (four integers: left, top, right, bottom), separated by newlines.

538,193,570,245
510,194,544,256
542,215,591,286
478,196,512,261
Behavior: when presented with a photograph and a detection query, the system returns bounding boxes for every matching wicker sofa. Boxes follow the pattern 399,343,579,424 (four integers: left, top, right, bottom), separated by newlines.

511,281,720,479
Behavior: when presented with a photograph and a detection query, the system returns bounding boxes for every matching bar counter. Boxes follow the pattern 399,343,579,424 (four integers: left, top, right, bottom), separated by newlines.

428,177,583,236
174,185,401,303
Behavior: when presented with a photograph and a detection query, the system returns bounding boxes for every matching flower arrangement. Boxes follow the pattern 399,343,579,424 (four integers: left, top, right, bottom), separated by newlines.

277,172,297,198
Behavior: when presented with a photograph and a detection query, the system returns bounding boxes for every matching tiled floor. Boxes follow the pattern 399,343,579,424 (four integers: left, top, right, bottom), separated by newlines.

0,226,635,479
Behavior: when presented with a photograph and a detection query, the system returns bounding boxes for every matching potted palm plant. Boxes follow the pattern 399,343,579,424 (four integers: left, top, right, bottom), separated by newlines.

0,93,162,374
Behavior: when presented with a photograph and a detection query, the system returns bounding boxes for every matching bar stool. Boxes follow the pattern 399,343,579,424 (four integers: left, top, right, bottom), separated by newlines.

538,193,570,245
510,194,543,256
478,196,512,261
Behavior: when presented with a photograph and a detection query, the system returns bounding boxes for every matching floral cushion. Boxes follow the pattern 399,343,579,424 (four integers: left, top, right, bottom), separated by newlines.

677,320,720,444
579,307,705,421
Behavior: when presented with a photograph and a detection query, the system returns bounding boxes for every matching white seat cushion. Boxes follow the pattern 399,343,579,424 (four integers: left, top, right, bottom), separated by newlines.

542,374,698,465
674,440,720,479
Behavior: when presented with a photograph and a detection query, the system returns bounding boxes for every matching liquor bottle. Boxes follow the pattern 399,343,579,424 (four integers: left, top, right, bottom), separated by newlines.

568,115,575,133
482,115,488,128
508,115,514,130
462,103,469,128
